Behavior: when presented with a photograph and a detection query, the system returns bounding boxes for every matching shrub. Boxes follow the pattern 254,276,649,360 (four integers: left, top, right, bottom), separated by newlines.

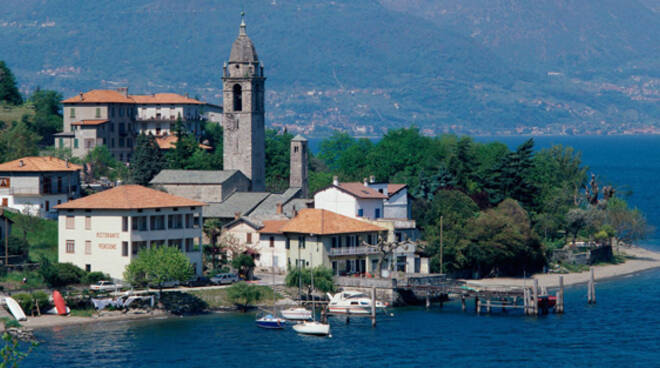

31,291,51,312
226,282,263,312
82,271,110,285
12,293,33,314
39,259,86,287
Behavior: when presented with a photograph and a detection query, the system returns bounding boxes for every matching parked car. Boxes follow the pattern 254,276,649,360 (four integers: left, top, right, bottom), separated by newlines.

89,280,122,291
210,273,239,285
184,276,211,287
149,280,181,289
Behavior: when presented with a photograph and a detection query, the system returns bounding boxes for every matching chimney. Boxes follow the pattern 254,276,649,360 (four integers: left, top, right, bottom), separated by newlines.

79,91,84,101
116,87,128,97
276,203,283,215
363,178,368,187
369,175,375,184
18,160,24,167
292,205,298,217
65,159,70,168
332,176,339,186
234,212,241,220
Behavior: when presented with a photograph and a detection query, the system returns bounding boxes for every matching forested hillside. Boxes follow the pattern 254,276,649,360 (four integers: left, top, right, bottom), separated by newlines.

1,0,658,136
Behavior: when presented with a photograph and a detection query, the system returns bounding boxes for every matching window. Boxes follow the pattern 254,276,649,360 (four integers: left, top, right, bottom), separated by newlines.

233,84,242,111
85,240,92,255
168,214,182,229
185,214,193,228
150,215,165,230
298,235,305,249
85,264,91,272
85,216,91,230
367,234,373,245
357,209,364,217
66,240,75,253
332,237,337,248
122,216,129,232
294,146,299,153
58,138,63,148
119,138,125,147
269,236,274,248
74,139,79,149
375,208,381,219
110,106,114,117
285,239,290,250
70,108,75,118
110,123,114,132
185,238,193,252
122,242,129,257
66,216,75,230
95,107,101,118
246,233,252,244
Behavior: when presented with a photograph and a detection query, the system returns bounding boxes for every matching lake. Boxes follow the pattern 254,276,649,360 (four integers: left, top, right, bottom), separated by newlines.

24,135,660,367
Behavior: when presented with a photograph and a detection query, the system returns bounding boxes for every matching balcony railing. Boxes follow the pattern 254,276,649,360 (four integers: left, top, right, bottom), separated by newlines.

328,246,379,257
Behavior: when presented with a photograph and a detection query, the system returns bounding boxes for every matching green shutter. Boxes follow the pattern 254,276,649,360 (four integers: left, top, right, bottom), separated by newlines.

74,139,79,148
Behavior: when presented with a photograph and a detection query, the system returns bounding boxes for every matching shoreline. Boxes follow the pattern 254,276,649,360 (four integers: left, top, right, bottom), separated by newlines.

19,309,172,331
470,246,660,289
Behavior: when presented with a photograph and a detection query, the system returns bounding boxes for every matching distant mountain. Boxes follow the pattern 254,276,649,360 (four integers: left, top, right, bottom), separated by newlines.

1,0,658,136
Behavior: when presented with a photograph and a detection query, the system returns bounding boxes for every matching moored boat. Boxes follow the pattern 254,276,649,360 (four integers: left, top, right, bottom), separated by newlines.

326,290,386,315
292,321,330,336
256,314,286,329
280,307,312,320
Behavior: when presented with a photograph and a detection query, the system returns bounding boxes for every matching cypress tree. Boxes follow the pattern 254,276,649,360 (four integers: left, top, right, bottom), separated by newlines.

130,133,164,185
0,61,23,105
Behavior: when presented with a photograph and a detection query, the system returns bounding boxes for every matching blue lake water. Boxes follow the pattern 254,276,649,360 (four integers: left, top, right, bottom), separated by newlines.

24,135,660,367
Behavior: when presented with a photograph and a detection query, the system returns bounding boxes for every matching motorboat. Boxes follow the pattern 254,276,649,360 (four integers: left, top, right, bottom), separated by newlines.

280,307,312,320
256,313,286,329
326,290,386,315
292,321,330,336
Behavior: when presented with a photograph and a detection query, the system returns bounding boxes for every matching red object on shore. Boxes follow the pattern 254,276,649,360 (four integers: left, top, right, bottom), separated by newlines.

53,290,68,315
537,295,557,309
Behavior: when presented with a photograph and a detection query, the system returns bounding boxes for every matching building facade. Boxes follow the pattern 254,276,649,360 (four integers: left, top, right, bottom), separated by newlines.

0,157,82,218
56,185,204,280
314,177,387,220
222,17,266,191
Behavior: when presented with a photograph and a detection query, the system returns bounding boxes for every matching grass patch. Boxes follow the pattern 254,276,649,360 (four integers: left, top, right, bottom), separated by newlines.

187,285,280,309
69,309,95,317
0,270,46,290
0,104,34,125
560,263,590,273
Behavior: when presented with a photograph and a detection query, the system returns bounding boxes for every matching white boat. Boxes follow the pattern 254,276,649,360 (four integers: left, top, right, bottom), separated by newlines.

280,307,312,320
292,321,330,336
4,297,27,321
326,290,386,315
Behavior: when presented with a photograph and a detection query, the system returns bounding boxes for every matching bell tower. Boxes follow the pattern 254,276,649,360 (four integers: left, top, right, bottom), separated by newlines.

222,13,266,191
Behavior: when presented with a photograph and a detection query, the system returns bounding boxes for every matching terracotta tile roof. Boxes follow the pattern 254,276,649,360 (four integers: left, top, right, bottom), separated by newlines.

155,135,212,150
259,220,289,234
0,156,82,172
62,90,135,104
131,93,204,105
71,119,109,126
336,183,388,199
387,184,407,197
54,184,205,210
280,209,386,235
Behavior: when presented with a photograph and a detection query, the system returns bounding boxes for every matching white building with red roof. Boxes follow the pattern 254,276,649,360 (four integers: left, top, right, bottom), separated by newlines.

55,184,205,280
0,156,82,218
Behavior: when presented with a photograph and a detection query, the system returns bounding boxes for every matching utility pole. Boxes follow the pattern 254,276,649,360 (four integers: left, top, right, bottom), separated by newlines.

4,209,8,269
440,215,443,275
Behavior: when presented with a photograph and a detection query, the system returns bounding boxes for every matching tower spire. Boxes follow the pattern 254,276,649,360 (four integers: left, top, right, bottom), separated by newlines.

240,11,246,35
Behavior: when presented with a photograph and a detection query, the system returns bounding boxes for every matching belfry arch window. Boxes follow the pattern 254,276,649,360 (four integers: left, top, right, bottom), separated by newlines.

233,84,243,111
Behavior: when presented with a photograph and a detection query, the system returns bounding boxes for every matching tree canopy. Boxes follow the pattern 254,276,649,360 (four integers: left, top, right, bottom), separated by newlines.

130,133,165,185
123,246,194,288
0,61,22,105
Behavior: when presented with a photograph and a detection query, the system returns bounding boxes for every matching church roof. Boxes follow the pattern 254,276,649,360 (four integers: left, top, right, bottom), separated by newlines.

150,170,244,185
229,18,259,63
292,134,307,142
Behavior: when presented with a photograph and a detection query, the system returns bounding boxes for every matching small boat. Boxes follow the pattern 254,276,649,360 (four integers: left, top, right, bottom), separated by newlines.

280,307,312,320
292,321,330,336
53,290,68,315
326,290,386,315
256,313,286,329
4,297,27,321
538,295,557,309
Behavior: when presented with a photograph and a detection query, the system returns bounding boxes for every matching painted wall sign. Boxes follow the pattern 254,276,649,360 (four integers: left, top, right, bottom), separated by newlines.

0,178,9,188
99,243,117,250
97,232,119,239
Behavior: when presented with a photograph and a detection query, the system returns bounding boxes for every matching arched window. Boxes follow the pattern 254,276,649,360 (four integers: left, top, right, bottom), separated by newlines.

233,84,242,111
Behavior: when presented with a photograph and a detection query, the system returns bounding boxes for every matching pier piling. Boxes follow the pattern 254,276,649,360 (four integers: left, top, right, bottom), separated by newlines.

425,290,430,310
533,279,539,316
556,275,564,313
371,286,376,327
588,267,596,304
461,295,466,312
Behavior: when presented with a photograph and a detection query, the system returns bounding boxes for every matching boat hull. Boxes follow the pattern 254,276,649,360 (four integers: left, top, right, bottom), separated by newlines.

281,308,312,320
292,322,330,336
328,306,370,315
4,297,27,321
256,317,286,329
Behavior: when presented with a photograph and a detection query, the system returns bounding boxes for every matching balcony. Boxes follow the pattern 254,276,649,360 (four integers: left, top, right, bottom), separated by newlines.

4,187,42,196
328,246,379,257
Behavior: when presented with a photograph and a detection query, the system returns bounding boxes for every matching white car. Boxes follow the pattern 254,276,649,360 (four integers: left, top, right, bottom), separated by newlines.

89,280,121,291
210,273,239,285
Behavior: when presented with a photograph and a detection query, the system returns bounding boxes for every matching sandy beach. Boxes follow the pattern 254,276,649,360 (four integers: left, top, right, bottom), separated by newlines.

20,309,170,330
473,246,660,289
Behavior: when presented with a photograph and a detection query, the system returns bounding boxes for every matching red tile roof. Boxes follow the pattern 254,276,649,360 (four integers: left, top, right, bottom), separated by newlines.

0,156,82,172
55,184,205,210
131,93,204,105
71,119,109,126
155,135,211,150
387,184,407,197
335,183,388,199
62,90,134,104
280,208,386,235
259,220,289,234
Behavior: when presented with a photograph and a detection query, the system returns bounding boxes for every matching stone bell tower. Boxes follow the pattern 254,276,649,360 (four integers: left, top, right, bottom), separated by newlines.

290,135,309,198
222,13,266,191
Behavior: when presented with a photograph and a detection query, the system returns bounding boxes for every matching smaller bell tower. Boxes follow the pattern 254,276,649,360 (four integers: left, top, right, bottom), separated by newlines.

289,135,308,198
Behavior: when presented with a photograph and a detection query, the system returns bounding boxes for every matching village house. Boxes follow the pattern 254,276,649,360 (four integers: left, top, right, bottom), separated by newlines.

55,185,205,280
0,156,82,218
56,89,221,162
280,208,428,276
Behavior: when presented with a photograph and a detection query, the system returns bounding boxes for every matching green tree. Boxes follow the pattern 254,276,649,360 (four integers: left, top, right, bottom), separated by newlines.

1,332,38,368
318,131,355,171
605,197,652,244
285,266,336,294
84,145,124,181
231,253,255,280
123,246,194,289
264,128,293,192
0,121,40,161
26,89,62,145
166,118,216,170
484,138,538,209
130,133,164,185
0,61,22,105
226,282,263,312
